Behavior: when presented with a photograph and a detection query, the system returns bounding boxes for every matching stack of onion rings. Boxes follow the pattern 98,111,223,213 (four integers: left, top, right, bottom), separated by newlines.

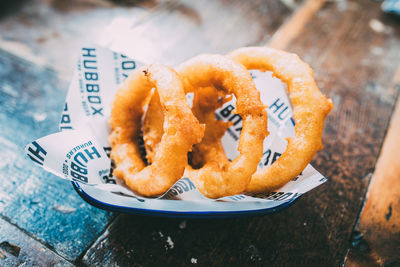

109,47,332,198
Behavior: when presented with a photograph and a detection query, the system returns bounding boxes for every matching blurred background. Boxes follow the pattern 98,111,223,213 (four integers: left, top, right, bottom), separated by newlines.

0,0,399,266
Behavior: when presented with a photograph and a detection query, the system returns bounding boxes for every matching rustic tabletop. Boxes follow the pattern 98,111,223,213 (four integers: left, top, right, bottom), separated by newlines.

0,0,399,266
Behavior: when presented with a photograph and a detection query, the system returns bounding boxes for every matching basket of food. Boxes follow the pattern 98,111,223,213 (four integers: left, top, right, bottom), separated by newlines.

25,44,332,218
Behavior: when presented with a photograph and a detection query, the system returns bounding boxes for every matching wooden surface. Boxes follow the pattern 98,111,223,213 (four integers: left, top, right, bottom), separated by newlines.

0,217,72,266
0,49,113,261
345,68,400,266
0,0,399,266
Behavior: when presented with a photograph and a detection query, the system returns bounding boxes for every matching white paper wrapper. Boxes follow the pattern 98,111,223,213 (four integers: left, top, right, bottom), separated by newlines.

25,44,327,215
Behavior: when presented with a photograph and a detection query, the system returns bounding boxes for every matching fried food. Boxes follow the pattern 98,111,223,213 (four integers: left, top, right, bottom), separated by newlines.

143,86,231,168
112,47,332,198
229,46,333,193
142,89,164,164
109,64,204,196
143,55,269,198
188,86,232,169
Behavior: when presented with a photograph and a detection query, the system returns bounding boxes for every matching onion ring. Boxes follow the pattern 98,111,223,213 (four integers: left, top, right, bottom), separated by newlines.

143,55,269,198
109,64,205,197
229,46,333,193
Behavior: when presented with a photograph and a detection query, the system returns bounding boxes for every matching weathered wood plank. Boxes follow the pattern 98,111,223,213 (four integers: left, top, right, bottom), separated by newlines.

0,49,114,261
103,0,294,65
0,0,151,78
268,0,325,49
82,0,400,266
0,0,293,75
283,0,400,264
0,217,73,266
345,66,400,266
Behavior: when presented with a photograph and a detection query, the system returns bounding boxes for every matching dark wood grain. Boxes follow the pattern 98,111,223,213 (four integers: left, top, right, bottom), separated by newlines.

0,217,73,266
286,0,400,264
345,70,400,267
285,0,400,264
81,0,400,266
0,49,114,261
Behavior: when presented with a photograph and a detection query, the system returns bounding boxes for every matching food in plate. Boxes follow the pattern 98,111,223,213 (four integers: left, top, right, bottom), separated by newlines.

109,64,204,196
229,47,333,192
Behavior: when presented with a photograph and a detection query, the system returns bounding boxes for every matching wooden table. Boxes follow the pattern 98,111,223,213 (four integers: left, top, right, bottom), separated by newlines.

0,0,399,266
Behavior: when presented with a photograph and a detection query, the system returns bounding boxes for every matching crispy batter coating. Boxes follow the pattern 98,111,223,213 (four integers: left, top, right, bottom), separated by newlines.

144,55,269,198
142,89,164,164
143,86,231,167
229,47,333,192
189,86,232,168
109,65,204,196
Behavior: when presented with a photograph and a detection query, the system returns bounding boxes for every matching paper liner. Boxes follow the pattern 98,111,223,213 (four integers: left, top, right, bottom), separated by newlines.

25,44,327,212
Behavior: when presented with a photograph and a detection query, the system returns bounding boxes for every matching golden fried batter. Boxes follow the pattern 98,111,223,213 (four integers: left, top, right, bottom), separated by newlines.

229,47,333,192
110,65,204,196
144,55,269,198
